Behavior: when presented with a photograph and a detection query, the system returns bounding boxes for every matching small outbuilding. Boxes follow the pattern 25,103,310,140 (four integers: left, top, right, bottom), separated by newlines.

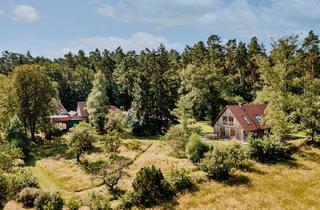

213,104,269,141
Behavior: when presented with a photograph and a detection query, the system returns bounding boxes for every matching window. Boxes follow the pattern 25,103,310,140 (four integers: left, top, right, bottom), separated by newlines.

244,116,250,124
223,116,227,125
255,115,262,122
228,117,234,126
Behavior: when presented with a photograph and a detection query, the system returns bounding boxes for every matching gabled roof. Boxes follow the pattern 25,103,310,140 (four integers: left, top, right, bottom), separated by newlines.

214,104,269,132
77,101,88,118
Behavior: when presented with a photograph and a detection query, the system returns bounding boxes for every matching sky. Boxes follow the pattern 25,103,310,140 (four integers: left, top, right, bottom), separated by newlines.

0,0,320,58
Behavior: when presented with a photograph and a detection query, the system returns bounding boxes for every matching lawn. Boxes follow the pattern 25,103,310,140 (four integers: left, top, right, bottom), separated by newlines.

6,123,320,209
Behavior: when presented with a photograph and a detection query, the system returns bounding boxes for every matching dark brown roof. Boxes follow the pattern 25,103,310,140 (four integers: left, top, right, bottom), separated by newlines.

215,104,269,132
77,101,88,118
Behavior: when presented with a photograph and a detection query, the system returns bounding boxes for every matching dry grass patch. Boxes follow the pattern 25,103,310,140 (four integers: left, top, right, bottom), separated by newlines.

176,146,320,210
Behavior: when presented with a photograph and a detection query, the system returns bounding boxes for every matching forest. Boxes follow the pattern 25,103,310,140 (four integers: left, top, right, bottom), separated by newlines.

1,30,320,209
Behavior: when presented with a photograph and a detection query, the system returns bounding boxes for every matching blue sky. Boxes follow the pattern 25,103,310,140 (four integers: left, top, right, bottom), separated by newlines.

0,0,320,58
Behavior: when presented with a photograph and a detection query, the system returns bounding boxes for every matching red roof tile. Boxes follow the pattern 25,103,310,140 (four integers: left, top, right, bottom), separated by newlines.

216,104,269,132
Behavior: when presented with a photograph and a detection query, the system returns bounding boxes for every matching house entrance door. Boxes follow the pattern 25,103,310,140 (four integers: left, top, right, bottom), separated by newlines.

220,127,225,137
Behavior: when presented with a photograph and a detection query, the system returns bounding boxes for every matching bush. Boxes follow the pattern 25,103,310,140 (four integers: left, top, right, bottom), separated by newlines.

132,166,175,207
17,187,42,208
87,193,111,210
0,172,9,209
248,135,291,163
66,196,82,210
186,133,211,163
120,192,137,210
8,168,39,197
104,133,121,160
105,109,127,133
125,141,141,151
5,116,29,155
68,122,95,163
0,144,24,172
164,125,189,158
200,142,248,180
169,169,194,193
34,192,64,210
81,159,105,174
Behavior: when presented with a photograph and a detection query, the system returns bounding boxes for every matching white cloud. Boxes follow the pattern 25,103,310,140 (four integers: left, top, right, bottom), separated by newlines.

95,0,320,39
74,32,181,52
12,5,40,22
47,48,75,58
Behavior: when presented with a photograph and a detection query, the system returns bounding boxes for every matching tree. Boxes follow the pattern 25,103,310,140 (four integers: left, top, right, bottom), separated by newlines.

104,133,121,160
12,64,57,140
256,36,299,138
0,74,15,133
87,70,109,133
68,123,95,163
131,46,176,136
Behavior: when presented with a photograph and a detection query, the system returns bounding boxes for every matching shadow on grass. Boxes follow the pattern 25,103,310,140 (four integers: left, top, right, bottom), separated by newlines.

223,174,251,187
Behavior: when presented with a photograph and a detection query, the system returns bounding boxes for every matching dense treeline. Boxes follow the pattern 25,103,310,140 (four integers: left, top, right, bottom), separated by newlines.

0,31,320,138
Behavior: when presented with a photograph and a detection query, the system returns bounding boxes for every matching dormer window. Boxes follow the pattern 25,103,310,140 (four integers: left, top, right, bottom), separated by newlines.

255,115,262,122
244,116,250,124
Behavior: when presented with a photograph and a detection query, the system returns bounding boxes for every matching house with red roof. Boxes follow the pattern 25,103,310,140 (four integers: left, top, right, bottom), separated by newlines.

50,101,88,130
213,104,270,141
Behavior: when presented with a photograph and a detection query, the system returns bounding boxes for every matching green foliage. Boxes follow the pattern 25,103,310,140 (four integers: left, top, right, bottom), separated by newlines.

120,192,137,210
132,165,175,207
186,133,211,163
34,192,64,210
125,141,141,151
13,64,57,140
248,135,291,163
105,109,127,133
169,169,194,193
104,133,121,160
68,122,95,163
164,125,190,158
87,193,111,210
81,159,105,174
131,45,177,136
200,142,248,180
66,196,82,210
17,187,42,208
8,168,39,197
5,116,29,155
0,143,24,172
0,172,9,209
87,70,109,133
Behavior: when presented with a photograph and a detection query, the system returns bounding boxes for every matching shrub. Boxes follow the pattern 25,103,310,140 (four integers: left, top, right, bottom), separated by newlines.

125,141,141,151
5,116,29,155
34,192,64,210
104,133,121,160
132,166,175,207
120,192,137,210
68,122,95,163
248,135,291,163
200,142,248,180
66,196,82,210
0,144,24,172
169,169,194,193
81,159,105,174
87,193,111,210
105,109,127,133
164,125,189,158
186,133,211,163
17,187,42,208
0,172,9,209
8,168,39,197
